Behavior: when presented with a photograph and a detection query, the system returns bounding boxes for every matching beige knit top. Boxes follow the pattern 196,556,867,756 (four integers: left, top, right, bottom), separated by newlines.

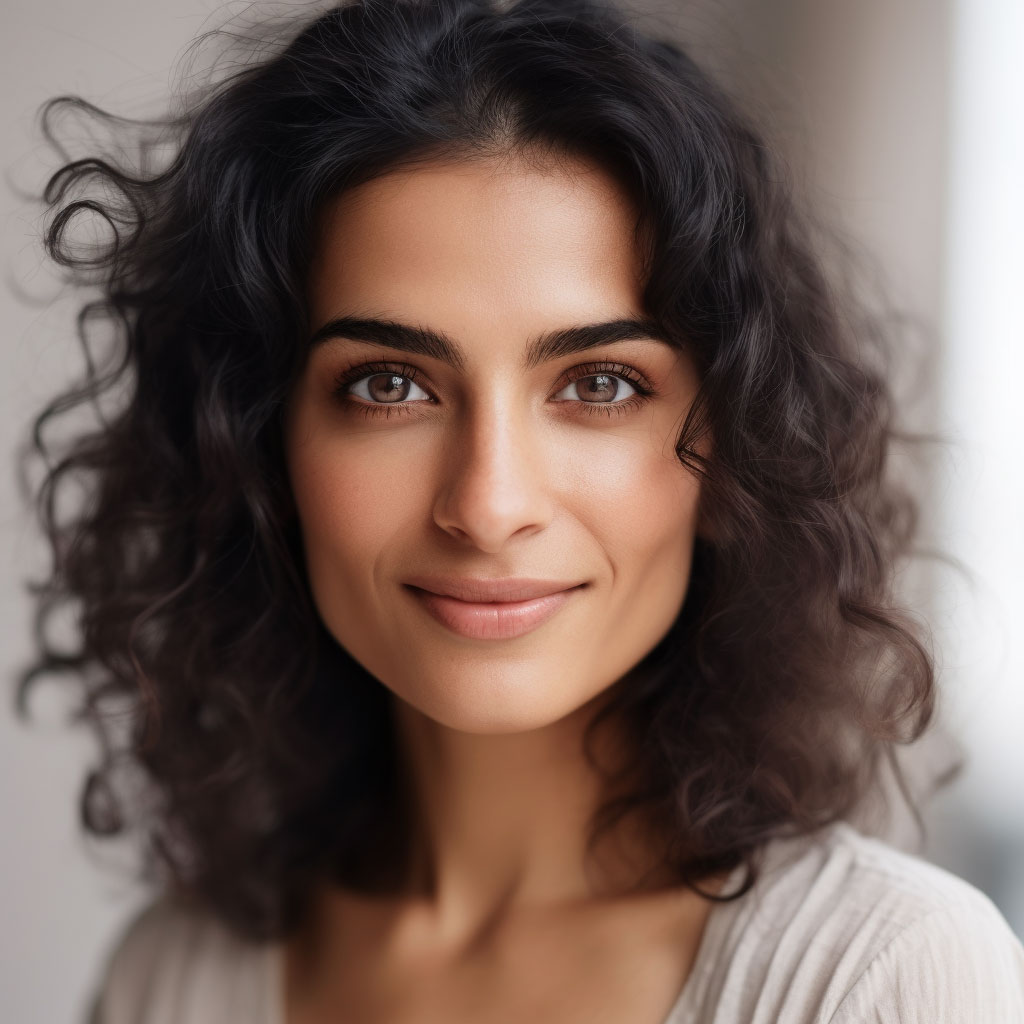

86,821,1024,1023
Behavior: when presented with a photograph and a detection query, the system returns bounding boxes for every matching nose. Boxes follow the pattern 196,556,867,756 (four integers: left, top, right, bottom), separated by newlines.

432,391,555,552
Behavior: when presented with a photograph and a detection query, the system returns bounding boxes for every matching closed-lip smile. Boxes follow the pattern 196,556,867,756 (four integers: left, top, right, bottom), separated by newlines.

403,575,585,603
402,575,587,639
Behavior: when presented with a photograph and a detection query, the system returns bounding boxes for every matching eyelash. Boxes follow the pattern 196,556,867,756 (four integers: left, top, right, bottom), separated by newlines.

330,360,658,420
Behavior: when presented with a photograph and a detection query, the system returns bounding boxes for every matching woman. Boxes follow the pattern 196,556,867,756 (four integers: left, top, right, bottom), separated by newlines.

17,0,1024,1021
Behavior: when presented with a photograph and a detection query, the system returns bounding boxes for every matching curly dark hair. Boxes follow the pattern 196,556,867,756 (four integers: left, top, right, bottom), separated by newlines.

14,0,950,942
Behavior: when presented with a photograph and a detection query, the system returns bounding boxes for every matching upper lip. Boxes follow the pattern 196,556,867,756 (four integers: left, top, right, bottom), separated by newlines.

404,575,585,603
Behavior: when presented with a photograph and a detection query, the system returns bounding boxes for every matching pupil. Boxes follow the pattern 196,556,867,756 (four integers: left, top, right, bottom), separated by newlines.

371,374,407,402
586,374,614,401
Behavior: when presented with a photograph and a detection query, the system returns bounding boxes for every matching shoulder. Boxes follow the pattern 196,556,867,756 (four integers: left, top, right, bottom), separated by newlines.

86,893,278,1024
679,821,1024,1023
755,820,1015,935
815,825,1024,1023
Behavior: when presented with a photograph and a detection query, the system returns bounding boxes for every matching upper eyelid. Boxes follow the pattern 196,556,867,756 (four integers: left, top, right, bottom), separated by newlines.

332,359,654,396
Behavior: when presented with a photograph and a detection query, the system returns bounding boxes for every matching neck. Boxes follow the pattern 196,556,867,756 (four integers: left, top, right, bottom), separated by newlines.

382,679,669,947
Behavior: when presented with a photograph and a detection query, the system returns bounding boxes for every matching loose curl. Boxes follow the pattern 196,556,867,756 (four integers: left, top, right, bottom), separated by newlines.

15,0,952,942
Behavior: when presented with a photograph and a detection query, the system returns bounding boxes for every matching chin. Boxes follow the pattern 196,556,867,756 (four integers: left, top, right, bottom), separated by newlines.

390,671,602,735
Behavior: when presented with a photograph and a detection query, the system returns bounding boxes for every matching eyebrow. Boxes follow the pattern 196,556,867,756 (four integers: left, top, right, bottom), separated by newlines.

308,314,673,372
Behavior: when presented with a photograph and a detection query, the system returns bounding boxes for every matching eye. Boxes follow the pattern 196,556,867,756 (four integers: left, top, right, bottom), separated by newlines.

344,367,431,405
332,360,433,411
330,359,657,420
550,361,656,418
552,371,639,405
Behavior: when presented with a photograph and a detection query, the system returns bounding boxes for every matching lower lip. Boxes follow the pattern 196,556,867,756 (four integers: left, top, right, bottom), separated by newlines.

405,585,585,640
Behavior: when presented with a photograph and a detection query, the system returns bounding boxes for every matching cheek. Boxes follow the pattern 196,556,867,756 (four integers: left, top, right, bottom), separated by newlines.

578,438,702,658
288,436,411,573
637,458,701,569
285,425,412,607
572,433,700,573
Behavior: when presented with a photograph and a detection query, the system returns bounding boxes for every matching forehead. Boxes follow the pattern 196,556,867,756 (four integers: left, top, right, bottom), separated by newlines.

306,153,648,339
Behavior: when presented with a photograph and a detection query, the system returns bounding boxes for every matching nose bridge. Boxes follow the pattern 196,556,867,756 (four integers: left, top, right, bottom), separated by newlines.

434,383,552,549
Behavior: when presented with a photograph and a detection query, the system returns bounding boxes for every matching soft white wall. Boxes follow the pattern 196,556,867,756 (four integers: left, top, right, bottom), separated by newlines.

931,0,1024,928
2,5,219,1023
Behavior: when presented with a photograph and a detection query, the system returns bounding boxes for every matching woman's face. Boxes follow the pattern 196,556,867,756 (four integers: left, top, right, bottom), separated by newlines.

284,152,704,734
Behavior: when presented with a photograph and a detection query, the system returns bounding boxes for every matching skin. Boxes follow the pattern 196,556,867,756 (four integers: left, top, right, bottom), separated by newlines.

281,150,724,1023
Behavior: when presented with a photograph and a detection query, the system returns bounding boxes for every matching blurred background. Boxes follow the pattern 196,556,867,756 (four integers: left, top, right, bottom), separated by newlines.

2,0,1022,1020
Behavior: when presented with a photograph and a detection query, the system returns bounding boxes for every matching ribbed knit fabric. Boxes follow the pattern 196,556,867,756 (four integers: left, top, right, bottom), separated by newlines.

86,821,1024,1024
664,821,1024,1022
86,893,280,1024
